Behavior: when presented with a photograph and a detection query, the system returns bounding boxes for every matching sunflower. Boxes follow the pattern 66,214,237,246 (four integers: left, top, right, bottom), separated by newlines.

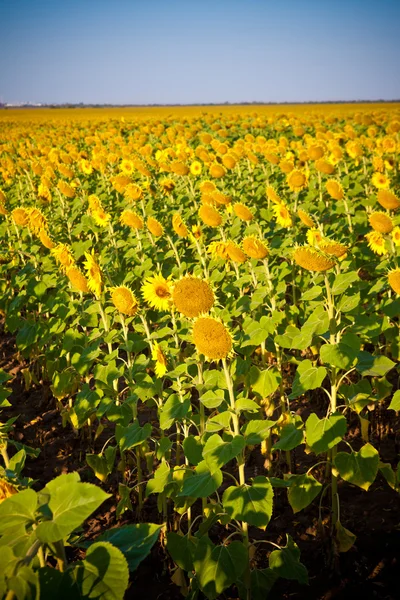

388,269,400,295
84,251,103,298
369,212,393,234
141,274,172,311
287,169,308,192
326,179,344,201
199,204,222,227
110,285,139,316
38,183,51,202
365,231,388,256
315,159,335,175
80,159,93,175
297,209,314,228
199,180,216,194
209,163,226,179
160,178,175,194
57,180,75,198
208,240,230,260
376,189,400,211
233,202,253,222
173,275,214,318
124,183,143,202
192,316,233,361
293,246,336,272
120,210,144,229
308,145,325,161
0,478,18,503
27,207,47,233
273,203,292,228
306,228,324,246
242,236,269,259
212,190,231,206
66,265,89,293
38,228,54,249
191,224,202,239
318,240,348,258
371,173,390,190
12,207,29,226
111,173,131,194
52,243,74,270
147,216,164,237
172,213,188,238
222,154,236,169
92,207,111,228
170,161,189,176
226,241,247,263
190,160,202,176
392,226,400,247
151,342,167,378
266,186,281,204
120,159,134,176
88,194,101,211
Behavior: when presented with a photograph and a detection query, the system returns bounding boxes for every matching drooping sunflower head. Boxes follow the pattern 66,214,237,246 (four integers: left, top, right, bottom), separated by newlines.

318,239,348,258
388,268,400,295
315,159,335,175
152,342,168,378
66,265,89,293
12,207,29,226
38,228,54,249
306,228,324,246
110,285,139,316
242,236,269,260
376,189,400,211
212,190,231,206
124,183,143,202
209,163,226,179
192,316,233,361
226,240,247,264
369,211,393,234
199,180,217,194
141,274,172,311
172,213,188,238
293,246,336,272
147,216,164,237
83,251,103,298
365,231,388,256
120,209,144,229
286,169,308,192
266,186,281,204
273,203,293,228
297,209,315,228
199,204,222,227
233,202,253,222
57,180,75,198
326,179,344,200
172,275,214,318
52,243,74,270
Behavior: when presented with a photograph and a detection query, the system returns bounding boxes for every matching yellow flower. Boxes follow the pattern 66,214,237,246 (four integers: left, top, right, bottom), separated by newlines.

66,265,89,293
369,212,393,234
84,251,103,297
38,183,51,202
12,207,29,226
199,204,222,227
273,204,292,228
199,180,216,194
141,274,172,311
308,145,324,161
212,190,231,206
388,268,400,294
209,163,226,178
27,207,47,233
286,169,307,192
226,241,247,263
110,285,139,316
147,216,164,237
326,179,344,201
38,228,54,249
293,246,336,272
160,178,175,194
52,243,74,270
191,224,202,240
120,159,134,176
173,276,214,318
0,478,18,503
392,226,400,247
152,342,167,378
88,194,101,211
190,160,202,176
92,207,111,228
365,231,388,256
233,202,253,222
242,236,269,259
371,172,390,190
124,183,143,202
315,159,335,175
171,161,190,176
376,189,400,211
297,209,314,228
57,180,75,198
306,228,324,246
192,316,233,361
80,159,93,175
172,213,188,238
120,210,144,229
318,240,348,258
207,241,230,260
266,186,281,204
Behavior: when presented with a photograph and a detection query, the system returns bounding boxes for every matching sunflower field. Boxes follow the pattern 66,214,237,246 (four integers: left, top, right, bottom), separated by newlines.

0,104,399,599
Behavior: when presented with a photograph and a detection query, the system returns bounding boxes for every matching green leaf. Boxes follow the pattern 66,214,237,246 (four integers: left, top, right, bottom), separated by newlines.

335,521,357,552
305,413,347,455
242,420,275,445
178,461,223,499
301,304,329,335
36,476,110,543
332,271,359,295
183,435,203,466
289,360,327,399
75,541,129,600
193,537,247,600
200,389,225,409
89,524,162,572
287,474,322,513
250,568,278,600
320,343,357,370
203,434,245,474
301,286,322,301
205,411,232,433
388,390,400,411
159,394,191,430
334,443,379,491
0,489,37,532
241,319,271,347
235,398,260,413
116,421,152,452
269,535,308,585
146,461,172,496
356,352,396,377
273,420,304,451
7,565,39,600
166,532,196,572
222,476,274,528
248,366,281,398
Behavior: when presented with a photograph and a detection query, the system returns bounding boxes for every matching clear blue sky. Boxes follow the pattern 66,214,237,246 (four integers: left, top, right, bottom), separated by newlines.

1,0,399,105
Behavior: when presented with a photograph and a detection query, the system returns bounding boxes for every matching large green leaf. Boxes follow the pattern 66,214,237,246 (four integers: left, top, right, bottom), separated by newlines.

36,477,110,543
159,394,191,430
88,524,162,572
248,366,281,398
193,537,247,600
146,461,172,496
388,390,400,411
334,443,379,491
331,271,359,295
222,476,273,528
289,360,327,399
178,461,222,499
242,419,275,445
269,535,308,584
356,352,396,377
166,532,196,572
0,489,38,532
202,434,245,474
305,413,347,455
250,568,278,600
273,418,304,451
287,474,322,513
74,541,129,600
320,343,357,370
115,421,152,452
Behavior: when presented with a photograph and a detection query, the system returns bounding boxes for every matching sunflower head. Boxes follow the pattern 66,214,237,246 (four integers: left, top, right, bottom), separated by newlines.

365,231,388,256
110,285,139,316
226,241,247,264
120,209,144,229
287,169,307,192
12,207,29,226
318,239,348,258
38,228,54,249
208,240,230,260
388,268,400,295
141,274,172,311
152,342,168,378
172,213,188,238
326,179,344,201
124,183,143,202
199,204,222,227
147,216,164,237
66,265,89,293
369,211,393,234
190,160,202,176
52,243,74,270
0,478,18,503
233,202,253,222
293,246,336,272
192,316,233,361
266,186,281,204
209,163,226,179
57,180,75,198
173,276,214,318
371,172,390,190
297,209,315,228
376,189,400,211
242,236,269,260
83,251,103,298
273,203,292,228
